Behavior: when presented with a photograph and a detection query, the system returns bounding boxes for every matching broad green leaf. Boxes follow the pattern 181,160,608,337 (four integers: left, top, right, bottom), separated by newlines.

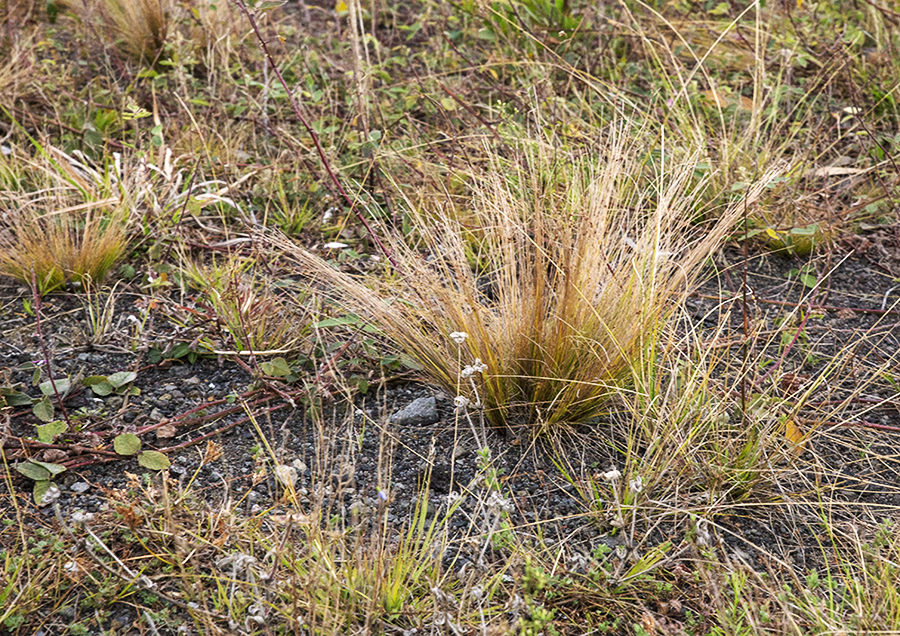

107,371,137,388
30,460,66,476
791,224,819,236
33,397,54,422
39,378,70,396
114,433,141,456
91,381,115,396
16,462,50,481
260,357,291,377
33,480,51,506
36,420,67,443
138,451,171,470
0,388,32,406
169,343,191,359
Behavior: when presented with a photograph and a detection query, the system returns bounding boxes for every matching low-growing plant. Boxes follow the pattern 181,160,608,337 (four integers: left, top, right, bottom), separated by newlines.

178,251,311,356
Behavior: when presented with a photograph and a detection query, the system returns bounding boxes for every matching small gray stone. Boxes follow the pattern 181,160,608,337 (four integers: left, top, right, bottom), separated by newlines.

390,396,438,426
70,482,90,494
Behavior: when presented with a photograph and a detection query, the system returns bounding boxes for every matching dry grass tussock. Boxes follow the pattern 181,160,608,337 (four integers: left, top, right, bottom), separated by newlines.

276,133,784,431
0,145,131,293
61,0,170,64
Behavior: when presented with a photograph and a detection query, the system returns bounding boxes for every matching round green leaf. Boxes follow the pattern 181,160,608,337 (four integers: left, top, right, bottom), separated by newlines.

30,460,67,476
138,451,170,471
92,381,115,396
114,433,141,456
1,389,33,406
33,480,51,505
39,378,70,396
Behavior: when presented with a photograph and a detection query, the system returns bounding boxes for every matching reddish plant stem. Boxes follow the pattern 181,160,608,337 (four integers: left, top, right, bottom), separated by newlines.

132,389,268,437
32,270,73,431
232,0,399,271
157,408,285,454
754,288,819,387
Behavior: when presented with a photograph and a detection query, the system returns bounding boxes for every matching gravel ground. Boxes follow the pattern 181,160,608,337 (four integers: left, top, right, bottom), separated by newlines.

3,229,900,595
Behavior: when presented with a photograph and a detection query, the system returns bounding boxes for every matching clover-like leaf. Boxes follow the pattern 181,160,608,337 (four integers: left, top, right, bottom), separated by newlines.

16,462,50,481
39,378,70,397
260,357,291,377
138,450,170,471
0,387,32,407
33,480,52,506
83,375,114,396
36,420,67,443
30,460,67,477
113,433,141,456
33,397,54,422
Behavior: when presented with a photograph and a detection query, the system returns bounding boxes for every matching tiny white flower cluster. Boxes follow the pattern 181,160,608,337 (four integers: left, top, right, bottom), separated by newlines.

449,331,468,344
460,358,487,378
629,475,643,494
600,467,621,483
449,330,488,448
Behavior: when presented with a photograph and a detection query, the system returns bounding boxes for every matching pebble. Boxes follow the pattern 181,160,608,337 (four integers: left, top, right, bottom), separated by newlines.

70,482,90,494
390,396,438,426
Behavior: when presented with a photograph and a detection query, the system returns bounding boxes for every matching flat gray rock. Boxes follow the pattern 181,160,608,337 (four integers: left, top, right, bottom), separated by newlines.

390,396,438,426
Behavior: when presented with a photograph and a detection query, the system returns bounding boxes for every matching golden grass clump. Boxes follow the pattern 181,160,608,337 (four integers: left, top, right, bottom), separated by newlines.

277,134,780,431
62,0,170,65
0,147,131,294
0,204,128,293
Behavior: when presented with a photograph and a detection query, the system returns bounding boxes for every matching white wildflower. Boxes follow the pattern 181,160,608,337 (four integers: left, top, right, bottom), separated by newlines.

449,331,468,344
600,467,621,483
472,358,487,373
629,475,643,494
454,395,469,409
486,491,513,512
460,366,475,379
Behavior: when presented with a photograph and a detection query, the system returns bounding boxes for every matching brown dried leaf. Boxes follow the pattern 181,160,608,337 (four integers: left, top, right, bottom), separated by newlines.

156,422,177,439
41,449,68,463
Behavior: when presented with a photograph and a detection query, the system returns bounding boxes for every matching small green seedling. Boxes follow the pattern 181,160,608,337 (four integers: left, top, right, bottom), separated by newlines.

112,432,171,470
787,263,818,289
82,371,140,396
16,460,66,505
